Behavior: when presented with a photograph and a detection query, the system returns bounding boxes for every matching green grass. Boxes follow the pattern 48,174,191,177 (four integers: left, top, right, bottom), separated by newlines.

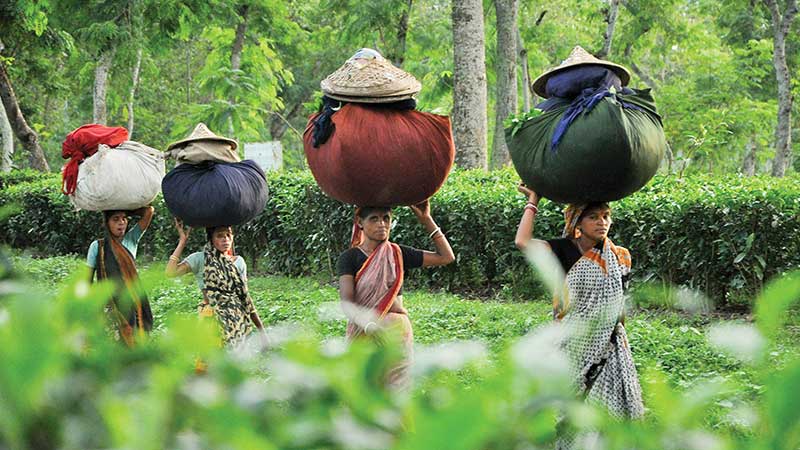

10,253,800,434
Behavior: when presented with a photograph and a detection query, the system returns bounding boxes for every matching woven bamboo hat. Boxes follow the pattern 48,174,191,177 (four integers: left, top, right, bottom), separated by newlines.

321,48,421,103
166,123,238,151
531,45,631,98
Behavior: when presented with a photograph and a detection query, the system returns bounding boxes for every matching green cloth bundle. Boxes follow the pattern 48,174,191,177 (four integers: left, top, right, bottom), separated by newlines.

506,89,667,203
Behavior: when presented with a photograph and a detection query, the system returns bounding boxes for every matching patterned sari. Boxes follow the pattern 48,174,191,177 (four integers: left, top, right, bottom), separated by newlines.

344,241,412,388
554,237,644,449
203,243,257,347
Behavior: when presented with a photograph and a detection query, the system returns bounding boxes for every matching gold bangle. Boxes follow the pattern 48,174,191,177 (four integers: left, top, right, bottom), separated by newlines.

169,255,179,262
428,226,441,239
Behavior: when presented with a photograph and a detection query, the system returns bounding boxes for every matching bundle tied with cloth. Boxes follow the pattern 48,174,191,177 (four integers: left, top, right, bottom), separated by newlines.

162,123,267,227
506,46,667,204
61,124,165,211
303,48,455,206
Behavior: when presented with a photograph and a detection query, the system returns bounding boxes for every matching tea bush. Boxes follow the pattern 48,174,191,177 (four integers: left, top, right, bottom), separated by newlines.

1,169,798,306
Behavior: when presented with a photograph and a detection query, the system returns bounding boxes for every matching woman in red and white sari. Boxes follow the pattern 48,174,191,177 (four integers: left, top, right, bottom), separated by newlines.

337,201,455,389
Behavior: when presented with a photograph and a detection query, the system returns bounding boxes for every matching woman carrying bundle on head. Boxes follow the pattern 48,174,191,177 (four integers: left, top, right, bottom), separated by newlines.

166,220,265,348
514,185,644,447
87,206,155,346
337,201,455,389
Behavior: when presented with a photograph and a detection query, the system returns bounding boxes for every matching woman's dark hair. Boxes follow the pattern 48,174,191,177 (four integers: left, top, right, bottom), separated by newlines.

103,210,128,222
357,206,392,219
579,202,612,221
205,226,234,242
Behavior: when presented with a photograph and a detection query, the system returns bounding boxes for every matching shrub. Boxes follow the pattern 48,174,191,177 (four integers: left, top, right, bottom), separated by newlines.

2,246,800,449
1,169,798,307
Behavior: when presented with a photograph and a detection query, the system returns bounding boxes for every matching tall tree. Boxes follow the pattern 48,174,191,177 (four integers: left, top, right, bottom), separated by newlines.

0,2,52,172
491,0,518,168
0,58,50,171
763,0,798,176
597,0,620,58
452,0,488,169
127,46,143,136
0,89,12,172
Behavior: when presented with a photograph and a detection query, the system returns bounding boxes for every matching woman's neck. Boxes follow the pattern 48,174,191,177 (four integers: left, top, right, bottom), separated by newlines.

359,238,386,253
575,235,600,252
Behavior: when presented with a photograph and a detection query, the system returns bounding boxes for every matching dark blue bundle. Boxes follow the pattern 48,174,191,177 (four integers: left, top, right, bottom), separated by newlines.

162,160,268,227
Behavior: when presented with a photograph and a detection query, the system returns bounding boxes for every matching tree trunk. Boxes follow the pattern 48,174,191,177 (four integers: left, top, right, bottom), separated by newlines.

764,0,797,177
231,5,249,72
520,10,546,109
0,92,12,172
597,0,620,59
269,102,304,140
392,0,414,66
228,5,249,138
0,60,49,171
93,47,115,125
491,0,518,168
741,135,757,176
452,0,488,169
516,28,530,112
624,42,657,90
127,46,144,137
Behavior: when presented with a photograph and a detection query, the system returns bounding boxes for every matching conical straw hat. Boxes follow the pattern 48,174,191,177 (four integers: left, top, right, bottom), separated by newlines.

531,46,631,98
321,48,421,102
166,123,238,152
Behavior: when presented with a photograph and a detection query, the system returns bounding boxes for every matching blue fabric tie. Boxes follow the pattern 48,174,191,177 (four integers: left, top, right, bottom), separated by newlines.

536,66,644,152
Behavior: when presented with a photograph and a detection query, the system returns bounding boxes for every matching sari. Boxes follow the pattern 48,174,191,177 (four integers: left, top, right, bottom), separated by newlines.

95,236,153,346
554,205,644,449
344,240,413,388
203,242,257,347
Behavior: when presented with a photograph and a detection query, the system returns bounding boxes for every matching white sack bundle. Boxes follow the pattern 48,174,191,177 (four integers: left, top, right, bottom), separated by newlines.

70,141,165,211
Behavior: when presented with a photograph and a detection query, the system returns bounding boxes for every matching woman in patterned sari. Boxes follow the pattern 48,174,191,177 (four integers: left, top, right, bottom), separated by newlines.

337,200,455,389
514,185,644,446
166,222,265,348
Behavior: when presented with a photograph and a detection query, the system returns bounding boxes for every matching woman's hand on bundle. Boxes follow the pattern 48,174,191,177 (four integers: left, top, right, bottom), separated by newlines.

517,183,540,205
174,218,192,243
409,199,431,221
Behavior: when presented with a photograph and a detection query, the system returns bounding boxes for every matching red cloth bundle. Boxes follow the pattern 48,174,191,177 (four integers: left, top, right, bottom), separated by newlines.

303,104,454,206
61,124,129,194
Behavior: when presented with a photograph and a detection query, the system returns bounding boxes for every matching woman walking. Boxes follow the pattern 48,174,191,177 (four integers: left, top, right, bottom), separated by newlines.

337,201,455,389
166,219,265,348
87,206,155,346
514,185,644,446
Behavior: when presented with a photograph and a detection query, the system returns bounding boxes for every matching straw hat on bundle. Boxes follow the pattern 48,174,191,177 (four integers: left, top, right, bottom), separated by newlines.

531,45,631,98
166,123,238,152
321,48,421,103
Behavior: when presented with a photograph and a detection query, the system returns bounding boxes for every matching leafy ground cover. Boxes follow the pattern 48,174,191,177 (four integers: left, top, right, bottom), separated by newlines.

12,253,799,435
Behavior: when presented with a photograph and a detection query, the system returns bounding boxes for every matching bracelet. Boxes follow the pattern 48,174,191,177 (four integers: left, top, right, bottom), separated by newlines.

524,203,539,213
428,226,441,239
169,255,179,262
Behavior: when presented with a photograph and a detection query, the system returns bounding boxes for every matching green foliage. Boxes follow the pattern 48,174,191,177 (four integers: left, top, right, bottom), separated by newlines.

2,170,799,308
2,248,800,449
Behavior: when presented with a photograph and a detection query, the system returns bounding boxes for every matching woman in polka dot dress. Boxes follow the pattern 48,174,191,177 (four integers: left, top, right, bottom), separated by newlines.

514,184,644,447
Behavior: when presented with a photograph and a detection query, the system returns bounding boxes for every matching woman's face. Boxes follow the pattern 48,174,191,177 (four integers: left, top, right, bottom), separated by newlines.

578,207,612,241
212,227,234,253
107,212,128,239
359,211,392,242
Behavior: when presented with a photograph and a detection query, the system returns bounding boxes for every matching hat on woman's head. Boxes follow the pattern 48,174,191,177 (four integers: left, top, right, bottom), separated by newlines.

531,46,631,98
166,123,238,152
321,48,421,103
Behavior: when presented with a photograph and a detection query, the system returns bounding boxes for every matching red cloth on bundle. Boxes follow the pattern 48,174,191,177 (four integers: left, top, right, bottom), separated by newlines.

61,124,129,195
303,104,454,206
